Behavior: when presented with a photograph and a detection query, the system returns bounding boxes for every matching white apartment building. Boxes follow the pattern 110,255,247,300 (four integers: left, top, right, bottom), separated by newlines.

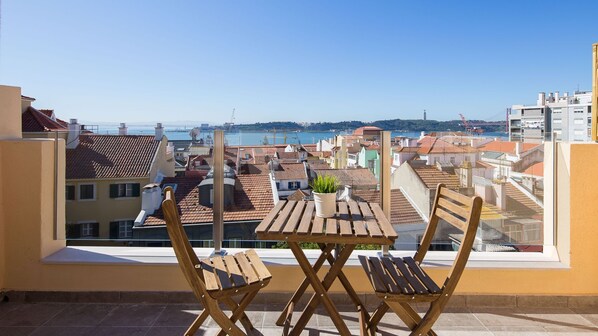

510,90,592,143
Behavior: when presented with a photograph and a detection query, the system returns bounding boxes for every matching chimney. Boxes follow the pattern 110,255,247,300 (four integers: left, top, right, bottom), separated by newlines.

66,119,80,149
118,123,128,135
554,91,560,102
21,95,35,113
515,142,522,157
537,92,546,106
460,161,473,189
155,122,164,140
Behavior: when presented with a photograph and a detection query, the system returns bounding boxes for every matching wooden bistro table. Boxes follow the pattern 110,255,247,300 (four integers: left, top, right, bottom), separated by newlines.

255,200,398,336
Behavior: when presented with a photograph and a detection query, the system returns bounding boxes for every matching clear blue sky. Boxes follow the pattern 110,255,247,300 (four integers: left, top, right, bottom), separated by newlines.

1,1,597,124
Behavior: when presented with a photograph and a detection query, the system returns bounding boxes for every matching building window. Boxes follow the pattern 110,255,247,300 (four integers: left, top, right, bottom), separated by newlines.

66,222,99,239
109,220,133,239
574,118,585,125
65,185,75,200
288,181,301,190
79,184,95,200
110,183,141,198
553,119,562,124
574,109,584,113
275,182,280,190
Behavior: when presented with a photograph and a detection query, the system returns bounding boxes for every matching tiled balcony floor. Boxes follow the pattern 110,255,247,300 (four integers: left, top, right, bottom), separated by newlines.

0,302,597,335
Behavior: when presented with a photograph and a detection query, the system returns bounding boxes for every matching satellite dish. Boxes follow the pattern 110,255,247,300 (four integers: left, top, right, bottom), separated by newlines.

189,127,200,141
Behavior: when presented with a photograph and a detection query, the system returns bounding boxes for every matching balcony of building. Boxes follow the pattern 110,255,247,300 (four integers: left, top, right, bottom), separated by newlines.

2,84,598,335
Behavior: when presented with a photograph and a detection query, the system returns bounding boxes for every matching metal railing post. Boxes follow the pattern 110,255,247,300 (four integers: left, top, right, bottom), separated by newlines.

213,130,224,254
380,131,391,255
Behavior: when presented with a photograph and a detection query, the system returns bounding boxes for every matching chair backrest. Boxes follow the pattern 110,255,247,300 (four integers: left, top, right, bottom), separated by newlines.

162,186,208,303
413,183,483,294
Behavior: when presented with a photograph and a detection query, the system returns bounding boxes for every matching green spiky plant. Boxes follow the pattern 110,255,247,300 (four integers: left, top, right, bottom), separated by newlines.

310,175,339,194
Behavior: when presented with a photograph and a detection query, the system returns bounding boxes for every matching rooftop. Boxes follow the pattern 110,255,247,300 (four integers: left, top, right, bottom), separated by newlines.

21,106,67,132
66,135,161,179
314,168,378,188
412,165,461,190
351,189,425,225
272,163,307,181
144,174,274,226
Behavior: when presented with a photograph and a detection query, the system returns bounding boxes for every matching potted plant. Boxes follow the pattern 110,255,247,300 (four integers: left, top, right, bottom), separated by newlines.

311,175,339,218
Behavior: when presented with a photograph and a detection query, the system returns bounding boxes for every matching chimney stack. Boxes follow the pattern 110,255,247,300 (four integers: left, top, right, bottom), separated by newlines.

66,119,80,149
554,91,560,102
537,92,546,106
515,141,522,157
155,122,164,140
118,123,128,136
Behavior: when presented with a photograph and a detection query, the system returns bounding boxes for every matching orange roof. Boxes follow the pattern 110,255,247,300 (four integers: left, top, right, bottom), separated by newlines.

144,174,274,225
351,189,424,225
524,162,544,177
273,163,307,180
417,137,473,154
412,165,460,190
480,140,540,155
66,135,160,179
21,106,68,132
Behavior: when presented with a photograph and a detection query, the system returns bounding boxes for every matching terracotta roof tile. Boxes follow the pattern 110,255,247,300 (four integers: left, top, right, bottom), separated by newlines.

273,163,307,180
21,106,67,132
66,135,160,179
314,168,378,187
412,165,460,190
480,140,540,155
351,189,425,225
144,174,274,225
523,162,543,177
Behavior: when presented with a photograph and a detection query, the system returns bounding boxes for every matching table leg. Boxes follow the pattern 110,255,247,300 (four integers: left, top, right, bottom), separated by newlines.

288,242,355,336
275,243,336,326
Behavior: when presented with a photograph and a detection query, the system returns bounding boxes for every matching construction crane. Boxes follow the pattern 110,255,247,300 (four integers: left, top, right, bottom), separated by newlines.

223,108,235,131
459,113,484,135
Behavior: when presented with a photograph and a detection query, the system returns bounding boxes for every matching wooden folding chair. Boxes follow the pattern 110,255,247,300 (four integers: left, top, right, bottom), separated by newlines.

162,186,272,336
359,183,483,336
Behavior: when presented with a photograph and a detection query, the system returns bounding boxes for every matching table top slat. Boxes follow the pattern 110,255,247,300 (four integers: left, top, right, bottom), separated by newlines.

311,215,325,235
296,202,315,235
358,202,383,238
337,202,353,236
283,201,306,234
255,200,286,234
348,201,368,237
269,201,297,234
369,203,398,239
325,218,338,236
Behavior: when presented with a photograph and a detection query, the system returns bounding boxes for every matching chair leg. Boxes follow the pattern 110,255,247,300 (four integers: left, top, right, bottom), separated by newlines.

184,309,210,336
221,295,255,334
386,301,438,336
211,306,247,336
218,290,259,336
410,300,443,336
368,301,389,334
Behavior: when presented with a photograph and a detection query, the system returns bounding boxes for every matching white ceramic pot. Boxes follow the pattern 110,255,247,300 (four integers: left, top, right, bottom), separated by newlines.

313,192,337,218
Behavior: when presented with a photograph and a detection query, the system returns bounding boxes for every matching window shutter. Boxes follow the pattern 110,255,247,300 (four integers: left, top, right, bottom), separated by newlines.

66,224,81,239
110,184,119,198
91,223,100,238
132,183,141,197
109,221,119,239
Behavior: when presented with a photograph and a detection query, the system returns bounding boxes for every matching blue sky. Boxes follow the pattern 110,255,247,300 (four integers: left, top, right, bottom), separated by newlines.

1,1,597,124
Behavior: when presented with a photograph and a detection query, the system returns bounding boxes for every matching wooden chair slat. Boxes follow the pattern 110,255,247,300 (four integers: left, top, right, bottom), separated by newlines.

200,259,221,291
234,252,260,284
380,257,415,295
255,200,286,233
439,187,472,206
435,208,466,231
296,202,315,234
403,257,442,294
269,201,297,233
223,255,247,287
368,257,400,294
358,202,383,237
391,257,428,294
358,256,388,293
369,203,398,239
337,202,353,236
348,201,368,237
437,197,469,219
283,201,306,234
211,257,233,290
244,249,272,280
311,215,324,235
325,218,338,235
